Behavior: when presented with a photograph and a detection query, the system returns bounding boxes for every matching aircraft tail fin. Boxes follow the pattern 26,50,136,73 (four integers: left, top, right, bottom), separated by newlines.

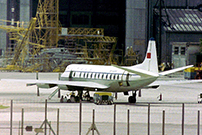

135,37,158,74
128,38,192,76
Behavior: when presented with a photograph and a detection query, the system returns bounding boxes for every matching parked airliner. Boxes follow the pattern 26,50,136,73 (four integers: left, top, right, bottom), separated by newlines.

2,38,194,103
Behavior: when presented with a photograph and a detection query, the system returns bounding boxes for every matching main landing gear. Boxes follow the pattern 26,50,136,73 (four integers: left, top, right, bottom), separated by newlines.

60,91,93,103
128,91,137,103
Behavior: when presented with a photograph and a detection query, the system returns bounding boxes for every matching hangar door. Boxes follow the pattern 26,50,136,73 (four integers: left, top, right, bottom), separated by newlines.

172,45,187,68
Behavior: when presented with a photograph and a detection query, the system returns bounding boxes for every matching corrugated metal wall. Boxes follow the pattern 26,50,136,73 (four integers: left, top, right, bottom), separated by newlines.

155,0,202,8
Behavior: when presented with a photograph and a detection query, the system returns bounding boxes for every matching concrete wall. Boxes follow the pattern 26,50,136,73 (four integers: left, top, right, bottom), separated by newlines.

0,0,7,56
20,0,30,25
0,1,30,56
126,0,147,62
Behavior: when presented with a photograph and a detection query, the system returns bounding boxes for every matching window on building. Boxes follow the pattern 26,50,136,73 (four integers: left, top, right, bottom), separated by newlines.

174,47,179,55
181,47,186,55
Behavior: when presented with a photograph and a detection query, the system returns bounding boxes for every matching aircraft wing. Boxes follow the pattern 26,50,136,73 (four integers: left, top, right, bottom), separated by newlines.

1,79,109,89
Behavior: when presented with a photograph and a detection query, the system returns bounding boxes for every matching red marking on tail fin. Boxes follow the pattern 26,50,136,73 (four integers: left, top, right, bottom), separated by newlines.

147,53,151,59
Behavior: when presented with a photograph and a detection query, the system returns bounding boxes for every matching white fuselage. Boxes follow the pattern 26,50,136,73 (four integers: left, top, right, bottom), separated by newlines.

59,64,158,92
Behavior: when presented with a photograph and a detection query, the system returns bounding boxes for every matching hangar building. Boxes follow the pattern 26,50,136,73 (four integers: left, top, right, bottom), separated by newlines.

0,0,201,67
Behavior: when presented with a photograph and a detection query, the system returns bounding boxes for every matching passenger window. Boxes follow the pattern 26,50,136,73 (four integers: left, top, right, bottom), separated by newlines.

90,73,93,78
79,72,81,77
117,75,119,80
113,74,116,80
94,73,96,78
106,74,108,79
98,74,100,78
86,73,89,78
109,74,112,80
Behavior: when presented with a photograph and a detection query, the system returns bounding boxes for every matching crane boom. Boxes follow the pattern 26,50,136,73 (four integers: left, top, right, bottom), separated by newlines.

11,17,36,65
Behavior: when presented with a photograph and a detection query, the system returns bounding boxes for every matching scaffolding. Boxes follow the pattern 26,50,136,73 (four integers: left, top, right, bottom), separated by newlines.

0,0,119,72
34,0,60,48
59,28,118,65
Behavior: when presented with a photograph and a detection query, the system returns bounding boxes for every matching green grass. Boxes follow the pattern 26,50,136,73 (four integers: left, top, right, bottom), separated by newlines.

0,105,9,109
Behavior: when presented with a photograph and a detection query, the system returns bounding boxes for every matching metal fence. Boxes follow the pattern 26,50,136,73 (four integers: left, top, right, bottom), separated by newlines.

0,100,201,135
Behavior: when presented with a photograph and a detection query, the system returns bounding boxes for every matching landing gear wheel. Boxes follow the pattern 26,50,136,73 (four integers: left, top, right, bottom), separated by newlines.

128,91,137,103
128,96,136,103
60,96,64,103
70,95,76,102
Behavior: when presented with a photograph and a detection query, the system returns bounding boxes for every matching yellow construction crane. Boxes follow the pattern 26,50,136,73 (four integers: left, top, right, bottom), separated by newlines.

11,18,37,65
0,0,119,72
59,27,118,65
0,0,60,71
34,0,60,48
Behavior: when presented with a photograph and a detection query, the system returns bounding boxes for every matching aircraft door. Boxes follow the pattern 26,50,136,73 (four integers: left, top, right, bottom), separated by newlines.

119,71,130,87
126,73,130,86
69,70,73,81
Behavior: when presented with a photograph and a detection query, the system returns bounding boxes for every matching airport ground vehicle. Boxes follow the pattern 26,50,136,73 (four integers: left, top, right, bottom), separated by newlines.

60,92,93,103
198,93,202,103
93,92,113,105
60,92,79,103
60,95,70,103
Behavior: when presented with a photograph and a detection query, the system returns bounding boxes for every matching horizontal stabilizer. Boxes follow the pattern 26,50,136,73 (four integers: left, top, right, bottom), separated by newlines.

150,79,202,86
159,65,193,76
112,64,159,78
143,84,160,89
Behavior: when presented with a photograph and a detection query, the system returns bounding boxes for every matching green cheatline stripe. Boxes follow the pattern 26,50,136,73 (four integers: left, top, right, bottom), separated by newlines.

0,105,9,109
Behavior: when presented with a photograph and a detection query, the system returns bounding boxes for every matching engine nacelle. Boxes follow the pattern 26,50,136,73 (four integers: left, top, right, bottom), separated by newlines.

37,83,57,88
58,84,68,90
